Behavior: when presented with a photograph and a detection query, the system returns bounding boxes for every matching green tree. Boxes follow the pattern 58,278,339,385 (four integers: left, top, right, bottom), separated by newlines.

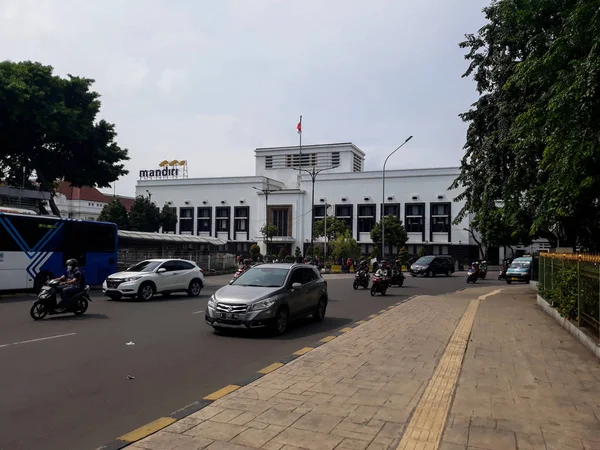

250,244,261,259
370,215,408,251
0,61,129,216
128,196,160,232
159,204,177,233
417,246,427,258
98,199,129,229
451,0,600,251
294,246,302,259
398,247,410,267
312,216,350,241
260,224,278,255
330,230,360,261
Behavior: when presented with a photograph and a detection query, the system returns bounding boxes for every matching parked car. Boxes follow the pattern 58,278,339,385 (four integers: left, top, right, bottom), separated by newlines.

505,256,533,284
102,259,204,301
410,255,455,277
205,263,328,335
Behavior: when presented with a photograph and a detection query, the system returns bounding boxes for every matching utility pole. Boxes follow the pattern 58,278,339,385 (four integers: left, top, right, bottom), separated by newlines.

253,181,280,257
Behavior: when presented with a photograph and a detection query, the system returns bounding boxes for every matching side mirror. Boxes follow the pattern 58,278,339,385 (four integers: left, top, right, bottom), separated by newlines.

157,268,167,273
291,282,302,289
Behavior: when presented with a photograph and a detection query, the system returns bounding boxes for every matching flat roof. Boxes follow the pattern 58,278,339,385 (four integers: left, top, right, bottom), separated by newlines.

255,142,366,156
118,230,227,246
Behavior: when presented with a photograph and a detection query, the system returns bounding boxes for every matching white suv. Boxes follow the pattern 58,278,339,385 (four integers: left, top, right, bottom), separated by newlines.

102,259,205,301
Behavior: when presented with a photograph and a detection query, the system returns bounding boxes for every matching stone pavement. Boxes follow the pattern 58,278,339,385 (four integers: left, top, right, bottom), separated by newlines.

125,285,600,450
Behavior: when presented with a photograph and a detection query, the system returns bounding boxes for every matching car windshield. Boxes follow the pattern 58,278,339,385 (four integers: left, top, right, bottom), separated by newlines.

415,256,434,265
231,267,289,287
127,261,162,272
510,260,531,269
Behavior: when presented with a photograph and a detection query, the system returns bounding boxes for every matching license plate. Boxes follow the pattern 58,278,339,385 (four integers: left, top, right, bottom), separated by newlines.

511,277,518,281
220,313,238,320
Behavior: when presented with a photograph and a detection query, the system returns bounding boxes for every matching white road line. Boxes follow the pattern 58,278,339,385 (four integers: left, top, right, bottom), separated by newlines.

192,310,204,315
0,332,76,349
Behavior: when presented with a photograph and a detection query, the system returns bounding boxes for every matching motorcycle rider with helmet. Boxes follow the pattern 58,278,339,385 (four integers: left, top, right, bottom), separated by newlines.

375,260,392,289
55,258,84,309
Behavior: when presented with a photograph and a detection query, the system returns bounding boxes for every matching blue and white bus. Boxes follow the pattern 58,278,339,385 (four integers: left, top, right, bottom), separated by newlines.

0,210,118,292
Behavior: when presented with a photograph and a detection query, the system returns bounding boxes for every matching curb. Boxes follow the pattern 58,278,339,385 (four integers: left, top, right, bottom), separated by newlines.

96,295,417,450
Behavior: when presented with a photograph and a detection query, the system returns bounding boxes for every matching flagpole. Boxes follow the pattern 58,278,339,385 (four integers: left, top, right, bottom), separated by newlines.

297,115,302,189
299,115,302,169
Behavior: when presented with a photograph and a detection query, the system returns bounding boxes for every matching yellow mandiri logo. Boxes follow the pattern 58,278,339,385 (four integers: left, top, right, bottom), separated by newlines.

158,160,187,167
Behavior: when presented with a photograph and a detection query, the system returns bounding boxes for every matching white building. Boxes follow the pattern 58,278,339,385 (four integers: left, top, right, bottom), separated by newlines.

136,143,482,263
55,181,134,221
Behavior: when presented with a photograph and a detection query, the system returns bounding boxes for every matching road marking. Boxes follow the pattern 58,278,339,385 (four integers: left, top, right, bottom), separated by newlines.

293,347,314,356
258,363,284,374
379,309,387,313
192,310,204,315
118,417,176,442
319,336,336,343
396,298,480,450
0,332,76,349
368,314,378,318
203,384,240,400
355,320,366,325
339,327,354,333
478,289,503,300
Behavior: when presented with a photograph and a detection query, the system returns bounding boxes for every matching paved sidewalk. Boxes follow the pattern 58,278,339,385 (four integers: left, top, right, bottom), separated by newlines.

123,285,600,450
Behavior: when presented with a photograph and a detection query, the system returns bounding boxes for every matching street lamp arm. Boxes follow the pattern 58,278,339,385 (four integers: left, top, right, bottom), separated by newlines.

383,136,413,171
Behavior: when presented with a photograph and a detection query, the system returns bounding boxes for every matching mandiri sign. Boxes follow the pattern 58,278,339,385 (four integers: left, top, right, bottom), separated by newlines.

139,160,188,179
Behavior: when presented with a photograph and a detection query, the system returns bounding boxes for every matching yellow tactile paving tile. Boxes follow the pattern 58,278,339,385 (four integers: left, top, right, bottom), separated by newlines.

396,298,481,450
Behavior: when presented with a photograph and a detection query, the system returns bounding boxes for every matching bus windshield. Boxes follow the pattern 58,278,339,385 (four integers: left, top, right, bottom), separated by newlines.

0,212,118,292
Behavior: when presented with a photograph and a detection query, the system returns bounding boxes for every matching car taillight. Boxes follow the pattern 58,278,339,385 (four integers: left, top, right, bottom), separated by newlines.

199,268,204,273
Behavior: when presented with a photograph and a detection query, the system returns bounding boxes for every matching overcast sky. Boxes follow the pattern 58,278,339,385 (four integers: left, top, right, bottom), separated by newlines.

1,0,489,196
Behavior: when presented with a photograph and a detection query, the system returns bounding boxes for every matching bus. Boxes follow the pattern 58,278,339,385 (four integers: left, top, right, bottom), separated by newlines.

0,212,118,292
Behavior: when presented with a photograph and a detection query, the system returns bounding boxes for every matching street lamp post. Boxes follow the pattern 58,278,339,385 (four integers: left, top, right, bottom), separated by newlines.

382,136,413,260
322,200,331,263
297,166,334,258
253,182,280,257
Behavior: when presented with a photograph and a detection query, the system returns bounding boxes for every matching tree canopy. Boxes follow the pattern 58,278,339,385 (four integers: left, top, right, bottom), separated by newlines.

128,196,161,232
451,0,600,251
0,60,129,216
312,216,350,241
98,199,129,229
159,205,178,233
370,215,408,249
330,230,360,261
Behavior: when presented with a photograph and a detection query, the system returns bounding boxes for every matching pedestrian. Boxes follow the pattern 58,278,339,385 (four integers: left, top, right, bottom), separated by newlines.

346,257,352,273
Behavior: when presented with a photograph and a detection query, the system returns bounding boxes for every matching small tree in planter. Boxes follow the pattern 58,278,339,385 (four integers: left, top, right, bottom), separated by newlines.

294,246,302,259
278,247,289,260
250,244,261,260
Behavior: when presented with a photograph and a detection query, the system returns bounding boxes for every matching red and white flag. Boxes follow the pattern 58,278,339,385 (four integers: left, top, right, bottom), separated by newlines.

297,117,302,134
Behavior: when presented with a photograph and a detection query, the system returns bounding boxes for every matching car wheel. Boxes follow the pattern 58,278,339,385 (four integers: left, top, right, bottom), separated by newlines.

138,282,155,301
506,279,512,284
272,308,289,335
427,270,434,278
187,279,203,297
313,297,327,322
446,269,452,277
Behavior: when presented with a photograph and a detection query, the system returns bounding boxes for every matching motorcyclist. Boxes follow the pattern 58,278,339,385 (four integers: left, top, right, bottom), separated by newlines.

375,260,392,288
241,258,251,271
358,259,369,274
393,259,403,272
56,258,84,309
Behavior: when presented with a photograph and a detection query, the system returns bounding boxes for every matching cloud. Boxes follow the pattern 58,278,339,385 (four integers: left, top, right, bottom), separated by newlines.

157,69,187,93
0,0,491,196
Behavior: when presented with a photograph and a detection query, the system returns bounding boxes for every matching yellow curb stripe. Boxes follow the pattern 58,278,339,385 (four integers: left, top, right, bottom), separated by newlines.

355,320,366,325
257,363,284,374
379,309,387,313
396,299,480,450
118,417,176,442
320,336,336,343
203,384,240,401
339,327,354,333
293,347,314,356
368,314,378,318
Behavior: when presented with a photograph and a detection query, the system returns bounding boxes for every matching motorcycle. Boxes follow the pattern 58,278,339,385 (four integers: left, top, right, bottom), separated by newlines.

30,279,92,320
466,267,479,283
479,265,488,279
370,275,389,296
230,267,247,283
390,269,405,287
353,270,370,290
498,267,507,280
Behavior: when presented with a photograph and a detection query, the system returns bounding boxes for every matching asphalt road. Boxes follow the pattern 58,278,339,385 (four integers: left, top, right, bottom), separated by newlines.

0,271,507,450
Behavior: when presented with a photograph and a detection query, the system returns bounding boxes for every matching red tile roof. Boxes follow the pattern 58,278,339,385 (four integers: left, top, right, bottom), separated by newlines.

57,181,135,212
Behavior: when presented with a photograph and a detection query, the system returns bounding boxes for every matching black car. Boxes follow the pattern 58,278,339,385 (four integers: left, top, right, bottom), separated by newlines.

410,255,455,277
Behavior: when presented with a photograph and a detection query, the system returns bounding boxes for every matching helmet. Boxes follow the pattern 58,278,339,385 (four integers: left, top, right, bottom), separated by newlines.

66,258,78,267
395,259,400,264
243,259,250,264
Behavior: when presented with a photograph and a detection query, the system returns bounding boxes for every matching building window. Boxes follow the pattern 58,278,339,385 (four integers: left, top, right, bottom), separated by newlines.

380,203,400,219
431,203,451,233
215,207,230,233
265,156,273,169
353,154,362,172
197,207,212,234
271,207,290,236
179,207,193,234
358,204,376,233
285,153,317,168
331,152,340,167
234,206,249,232
313,205,325,223
405,204,425,233
335,204,353,233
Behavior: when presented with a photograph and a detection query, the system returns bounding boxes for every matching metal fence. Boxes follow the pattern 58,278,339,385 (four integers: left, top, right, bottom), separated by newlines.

117,249,237,272
539,253,600,339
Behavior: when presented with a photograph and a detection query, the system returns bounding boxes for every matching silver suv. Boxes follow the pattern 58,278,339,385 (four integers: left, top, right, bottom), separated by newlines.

205,263,328,335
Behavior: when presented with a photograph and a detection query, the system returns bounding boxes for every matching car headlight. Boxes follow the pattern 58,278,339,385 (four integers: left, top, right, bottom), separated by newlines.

123,276,142,282
249,298,276,311
207,296,217,309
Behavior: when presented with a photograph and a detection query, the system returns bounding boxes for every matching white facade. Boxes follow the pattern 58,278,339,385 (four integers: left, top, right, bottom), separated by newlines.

54,194,107,221
136,143,476,260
